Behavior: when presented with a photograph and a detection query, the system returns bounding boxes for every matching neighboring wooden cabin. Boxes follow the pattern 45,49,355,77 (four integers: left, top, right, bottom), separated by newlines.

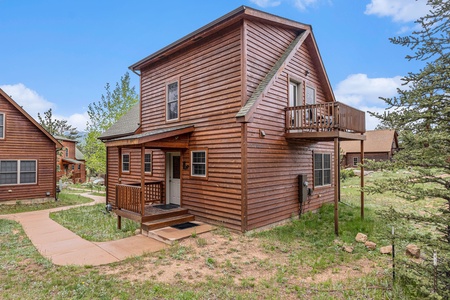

0,88,62,203
55,136,86,183
341,130,398,167
100,6,366,232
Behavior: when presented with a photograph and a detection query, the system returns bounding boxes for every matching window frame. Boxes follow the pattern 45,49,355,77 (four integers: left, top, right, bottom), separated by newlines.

190,149,207,178
122,153,130,173
313,153,331,188
353,157,359,166
65,148,69,157
0,112,4,140
0,160,37,185
166,79,180,122
288,76,303,107
144,150,152,174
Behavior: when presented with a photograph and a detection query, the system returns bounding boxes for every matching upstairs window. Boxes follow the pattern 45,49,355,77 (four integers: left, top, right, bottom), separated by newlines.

144,152,152,173
305,86,316,105
191,150,207,177
314,153,331,187
0,112,4,139
122,153,130,173
65,148,69,157
166,80,179,121
289,81,302,107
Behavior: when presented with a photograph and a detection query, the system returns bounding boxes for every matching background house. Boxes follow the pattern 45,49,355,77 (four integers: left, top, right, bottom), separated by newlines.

100,6,365,232
55,136,86,183
340,130,398,167
0,88,62,203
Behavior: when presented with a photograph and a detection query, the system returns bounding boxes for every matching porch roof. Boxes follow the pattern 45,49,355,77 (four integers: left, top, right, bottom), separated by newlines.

62,158,84,165
104,125,195,148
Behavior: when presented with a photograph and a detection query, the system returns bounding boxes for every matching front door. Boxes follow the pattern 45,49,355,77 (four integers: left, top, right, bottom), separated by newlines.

166,152,181,205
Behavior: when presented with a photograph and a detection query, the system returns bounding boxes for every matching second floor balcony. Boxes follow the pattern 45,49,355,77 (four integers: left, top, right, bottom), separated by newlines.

285,102,366,141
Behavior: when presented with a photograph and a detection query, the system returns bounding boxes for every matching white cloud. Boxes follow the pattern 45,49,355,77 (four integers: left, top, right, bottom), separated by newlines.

249,0,281,8
365,0,430,23
293,0,319,11
334,73,404,130
1,83,88,131
0,83,54,119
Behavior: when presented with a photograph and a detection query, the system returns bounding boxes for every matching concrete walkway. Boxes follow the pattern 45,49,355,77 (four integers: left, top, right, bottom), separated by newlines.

0,193,167,266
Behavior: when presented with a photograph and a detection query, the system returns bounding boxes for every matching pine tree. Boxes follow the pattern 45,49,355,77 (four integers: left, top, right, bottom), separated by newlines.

37,108,80,140
369,1,450,298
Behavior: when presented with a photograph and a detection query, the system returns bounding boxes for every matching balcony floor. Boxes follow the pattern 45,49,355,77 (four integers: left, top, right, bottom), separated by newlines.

285,130,366,141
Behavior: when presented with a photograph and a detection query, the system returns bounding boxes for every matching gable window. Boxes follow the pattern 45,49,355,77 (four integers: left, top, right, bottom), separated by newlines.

0,112,4,139
144,152,152,173
353,157,359,166
305,86,316,122
122,153,130,173
289,81,302,107
0,160,37,185
65,148,69,157
191,150,207,177
166,80,179,121
314,153,331,187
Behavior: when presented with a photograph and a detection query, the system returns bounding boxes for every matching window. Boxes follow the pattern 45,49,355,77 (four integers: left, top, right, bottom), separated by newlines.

289,81,302,107
65,148,69,157
71,164,74,170
0,160,37,185
305,86,316,122
78,165,81,170
122,153,130,172
0,112,4,139
166,80,179,120
191,150,207,177
314,153,331,187
353,157,359,166
144,152,152,173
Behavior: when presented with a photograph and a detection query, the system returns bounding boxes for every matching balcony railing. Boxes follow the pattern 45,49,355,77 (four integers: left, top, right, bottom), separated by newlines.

285,102,365,133
116,181,164,216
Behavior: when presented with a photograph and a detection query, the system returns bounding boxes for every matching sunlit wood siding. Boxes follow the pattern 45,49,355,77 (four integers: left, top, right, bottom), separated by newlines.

0,93,57,202
245,23,335,230
139,24,244,230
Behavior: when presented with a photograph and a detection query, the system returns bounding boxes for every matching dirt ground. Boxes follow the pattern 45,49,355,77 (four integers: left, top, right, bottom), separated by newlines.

100,230,382,286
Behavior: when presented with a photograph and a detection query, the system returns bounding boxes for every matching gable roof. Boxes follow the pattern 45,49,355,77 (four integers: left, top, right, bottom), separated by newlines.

0,88,62,148
99,104,140,140
130,6,310,72
340,130,398,154
75,148,85,160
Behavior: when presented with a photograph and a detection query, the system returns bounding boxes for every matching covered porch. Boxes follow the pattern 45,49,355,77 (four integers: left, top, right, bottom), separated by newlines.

104,125,195,231
285,102,366,235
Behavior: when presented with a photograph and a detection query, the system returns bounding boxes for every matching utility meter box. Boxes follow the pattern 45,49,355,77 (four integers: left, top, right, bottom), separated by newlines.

298,174,308,204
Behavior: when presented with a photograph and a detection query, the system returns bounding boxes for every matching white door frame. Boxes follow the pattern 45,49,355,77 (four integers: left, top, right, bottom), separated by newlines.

165,152,181,205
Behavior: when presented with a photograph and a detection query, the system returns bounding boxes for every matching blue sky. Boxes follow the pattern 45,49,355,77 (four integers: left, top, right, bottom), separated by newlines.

0,0,429,130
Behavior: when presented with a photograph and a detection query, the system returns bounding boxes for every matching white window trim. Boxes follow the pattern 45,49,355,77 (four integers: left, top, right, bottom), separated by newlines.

166,79,180,122
353,157,359,166
0,160,37,185
122,153,130,173
144,151,152,174
191,150,207,178
314,153,331,187
0,112,5,139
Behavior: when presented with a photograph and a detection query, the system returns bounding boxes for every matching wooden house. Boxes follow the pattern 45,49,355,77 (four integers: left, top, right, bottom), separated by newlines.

340,130,398,167
100,6,366,232
0,88,62,203
55,136,86,183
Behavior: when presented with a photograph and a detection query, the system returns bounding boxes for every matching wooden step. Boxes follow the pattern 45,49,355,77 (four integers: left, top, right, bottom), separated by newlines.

141,214,195,231
141,208,190,223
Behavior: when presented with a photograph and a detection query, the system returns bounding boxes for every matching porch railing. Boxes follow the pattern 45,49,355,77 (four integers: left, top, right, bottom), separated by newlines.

116,181,164,216
285,102,365,133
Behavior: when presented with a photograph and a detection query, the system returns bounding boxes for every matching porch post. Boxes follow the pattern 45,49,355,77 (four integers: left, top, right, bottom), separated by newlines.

334,137,339,236
141,146,145,217
360,137,365,220
118,147,122,230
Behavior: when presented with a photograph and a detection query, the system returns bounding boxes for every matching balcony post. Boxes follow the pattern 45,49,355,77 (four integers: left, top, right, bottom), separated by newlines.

334,137,339,236
141,146,145,217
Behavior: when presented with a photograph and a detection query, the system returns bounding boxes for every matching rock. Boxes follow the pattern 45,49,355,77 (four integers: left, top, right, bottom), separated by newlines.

365,241,376,250
380,245,392,254
355,233,368,243
406,244,420,258
342,245,354,253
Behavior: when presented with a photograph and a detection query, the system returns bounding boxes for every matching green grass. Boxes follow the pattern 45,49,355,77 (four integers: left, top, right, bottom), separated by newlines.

0,191,92,215
50,204,140,242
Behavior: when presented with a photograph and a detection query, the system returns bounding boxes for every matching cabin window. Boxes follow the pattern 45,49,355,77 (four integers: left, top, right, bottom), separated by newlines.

0,160,36,185
166,80,179,121
314,153,331,187
191,150,207,177
65,148,69,157
0,112,4,139
122,153,130,173
353,157,359,166
305,86,316,105
144,152,152,173
78,165,81,170
289,81,302,107
71,165,75,170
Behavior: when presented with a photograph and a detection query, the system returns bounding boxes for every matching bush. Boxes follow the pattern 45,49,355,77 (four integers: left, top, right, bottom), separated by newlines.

340,169,355,181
